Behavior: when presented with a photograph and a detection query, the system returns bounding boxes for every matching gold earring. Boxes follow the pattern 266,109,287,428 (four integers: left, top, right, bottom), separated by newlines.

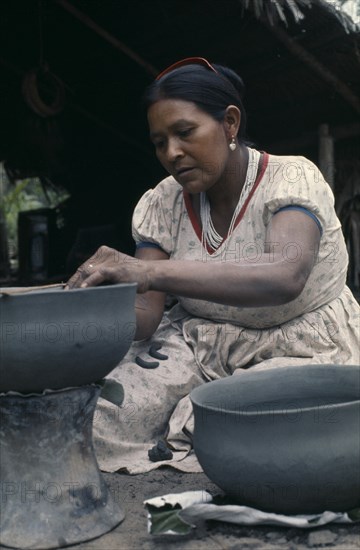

229,136,236,151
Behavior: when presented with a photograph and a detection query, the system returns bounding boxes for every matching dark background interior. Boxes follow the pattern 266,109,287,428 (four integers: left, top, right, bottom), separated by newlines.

0,0,359,279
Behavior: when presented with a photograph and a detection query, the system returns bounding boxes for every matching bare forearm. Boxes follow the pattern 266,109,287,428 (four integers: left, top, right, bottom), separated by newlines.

66,211,319,311
134,292,165,340
147,257,306,307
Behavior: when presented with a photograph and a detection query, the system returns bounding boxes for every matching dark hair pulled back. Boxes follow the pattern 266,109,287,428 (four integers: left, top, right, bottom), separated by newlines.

143,63,248,143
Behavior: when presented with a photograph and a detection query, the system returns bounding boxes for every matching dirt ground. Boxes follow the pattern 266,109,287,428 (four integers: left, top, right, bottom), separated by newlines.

36,469,360,550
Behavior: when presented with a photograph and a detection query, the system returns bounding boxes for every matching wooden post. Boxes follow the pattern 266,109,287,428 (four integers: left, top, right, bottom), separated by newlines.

318,124,335,189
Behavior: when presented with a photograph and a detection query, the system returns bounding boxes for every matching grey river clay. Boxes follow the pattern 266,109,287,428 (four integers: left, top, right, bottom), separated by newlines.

0,283,137,549
190,364,360,514
0,283,137,393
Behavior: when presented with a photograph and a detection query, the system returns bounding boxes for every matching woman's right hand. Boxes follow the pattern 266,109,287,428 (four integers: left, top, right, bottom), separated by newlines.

65,245,151,292
65,245,169,340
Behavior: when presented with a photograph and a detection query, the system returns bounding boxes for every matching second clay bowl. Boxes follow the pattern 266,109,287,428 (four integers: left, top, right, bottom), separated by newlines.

190,364,360,514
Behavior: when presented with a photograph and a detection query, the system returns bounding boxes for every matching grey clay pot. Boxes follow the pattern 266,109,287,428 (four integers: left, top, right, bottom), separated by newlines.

190,364,360,515
0,283,137,549
0,283,137,393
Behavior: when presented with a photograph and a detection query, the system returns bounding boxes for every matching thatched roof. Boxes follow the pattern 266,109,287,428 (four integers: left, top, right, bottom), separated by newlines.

244,0,358,31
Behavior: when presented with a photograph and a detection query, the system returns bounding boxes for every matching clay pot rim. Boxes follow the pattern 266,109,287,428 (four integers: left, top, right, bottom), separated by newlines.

190,364,360,416
0,282,137,299
190,396,360,416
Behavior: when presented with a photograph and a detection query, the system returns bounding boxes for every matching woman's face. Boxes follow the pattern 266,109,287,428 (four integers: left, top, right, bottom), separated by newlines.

147,99,231,194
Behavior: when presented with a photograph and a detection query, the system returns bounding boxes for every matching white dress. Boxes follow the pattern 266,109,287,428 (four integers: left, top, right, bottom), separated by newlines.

92,152,360,474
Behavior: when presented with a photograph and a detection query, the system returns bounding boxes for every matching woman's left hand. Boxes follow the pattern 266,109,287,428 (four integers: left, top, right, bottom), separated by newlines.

65,245,150,292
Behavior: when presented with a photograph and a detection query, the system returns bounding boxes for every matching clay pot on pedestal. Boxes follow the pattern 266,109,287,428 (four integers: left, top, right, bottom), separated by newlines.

0,283,137,549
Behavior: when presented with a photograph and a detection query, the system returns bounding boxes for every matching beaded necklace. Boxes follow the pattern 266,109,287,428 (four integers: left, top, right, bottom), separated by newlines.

200,147,260,254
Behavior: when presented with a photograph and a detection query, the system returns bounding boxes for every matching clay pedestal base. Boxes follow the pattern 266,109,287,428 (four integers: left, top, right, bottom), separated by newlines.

0,385,124,549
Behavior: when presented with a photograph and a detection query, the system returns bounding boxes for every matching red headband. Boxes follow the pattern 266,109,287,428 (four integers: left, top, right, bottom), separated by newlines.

156,57,217,80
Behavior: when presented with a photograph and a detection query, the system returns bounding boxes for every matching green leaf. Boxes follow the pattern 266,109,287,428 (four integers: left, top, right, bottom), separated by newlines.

146,504,194,535
347,507,360,522
99,379,125,407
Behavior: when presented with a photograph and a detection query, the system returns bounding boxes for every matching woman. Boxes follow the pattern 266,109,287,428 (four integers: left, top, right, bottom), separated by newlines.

67,58,359,474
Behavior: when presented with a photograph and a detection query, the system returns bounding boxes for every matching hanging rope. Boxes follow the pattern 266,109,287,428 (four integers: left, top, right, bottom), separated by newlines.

22,66,65,117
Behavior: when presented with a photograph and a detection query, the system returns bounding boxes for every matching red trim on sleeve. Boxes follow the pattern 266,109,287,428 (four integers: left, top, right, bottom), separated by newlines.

183,191,204,242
